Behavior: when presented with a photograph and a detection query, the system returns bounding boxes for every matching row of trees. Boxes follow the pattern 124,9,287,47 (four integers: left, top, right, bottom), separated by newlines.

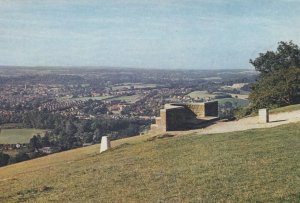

0,150,37,167
2,110,149,140
0,112,150,167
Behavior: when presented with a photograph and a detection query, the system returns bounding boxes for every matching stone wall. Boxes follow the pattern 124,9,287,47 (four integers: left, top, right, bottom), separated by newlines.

204,101,219,117
165,106,195,131
186,104,205,118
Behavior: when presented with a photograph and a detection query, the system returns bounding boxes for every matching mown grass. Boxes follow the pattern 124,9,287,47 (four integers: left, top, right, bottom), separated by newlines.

0,123,300,202
0,129,46,144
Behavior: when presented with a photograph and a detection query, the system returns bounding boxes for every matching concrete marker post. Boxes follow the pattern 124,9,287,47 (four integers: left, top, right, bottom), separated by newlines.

100,136,111,153
259,108,269,123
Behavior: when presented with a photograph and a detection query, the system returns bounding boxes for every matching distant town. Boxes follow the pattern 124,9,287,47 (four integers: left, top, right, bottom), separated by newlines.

0,67,257,164
0,67,256,119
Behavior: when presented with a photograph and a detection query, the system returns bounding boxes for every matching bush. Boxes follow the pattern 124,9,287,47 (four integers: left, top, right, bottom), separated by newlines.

234,107,254,119
0,152,10,167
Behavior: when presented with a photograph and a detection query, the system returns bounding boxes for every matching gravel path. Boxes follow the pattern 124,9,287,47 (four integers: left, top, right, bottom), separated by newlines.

175,110,300,136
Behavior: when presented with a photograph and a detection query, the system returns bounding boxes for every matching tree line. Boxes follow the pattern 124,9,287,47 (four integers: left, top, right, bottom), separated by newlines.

0,111,150,167
236,41,300,117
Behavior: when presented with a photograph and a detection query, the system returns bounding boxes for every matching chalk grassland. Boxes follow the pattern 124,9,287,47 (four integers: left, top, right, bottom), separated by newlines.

1,123,300,202
0,129,46,144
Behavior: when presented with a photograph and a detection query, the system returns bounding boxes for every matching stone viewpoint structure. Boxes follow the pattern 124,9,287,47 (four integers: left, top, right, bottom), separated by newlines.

151,101,219,131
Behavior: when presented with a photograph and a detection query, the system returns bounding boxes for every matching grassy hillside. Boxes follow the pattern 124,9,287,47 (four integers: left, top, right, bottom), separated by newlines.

0,129,46,144
270,103,300,114
1,123,300,202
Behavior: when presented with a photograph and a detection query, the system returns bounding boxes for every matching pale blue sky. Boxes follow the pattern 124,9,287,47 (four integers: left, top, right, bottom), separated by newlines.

0,0,300,69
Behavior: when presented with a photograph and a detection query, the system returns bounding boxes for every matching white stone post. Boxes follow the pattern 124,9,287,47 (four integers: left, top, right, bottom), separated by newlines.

259,108,269,123
100,136,111,153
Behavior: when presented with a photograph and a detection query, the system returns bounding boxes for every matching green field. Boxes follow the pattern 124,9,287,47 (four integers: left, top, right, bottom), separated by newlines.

1,122,300,202
230,93,249,99
0,129,46,144
80,84,90,88
221,84,249,91
202,76,222,80
112,83,157,91
70,96,114,101
59,94,142,103
106,94,143,103
216,97,249,107
187,91,216,99
58,95,114,101
133,83,157,89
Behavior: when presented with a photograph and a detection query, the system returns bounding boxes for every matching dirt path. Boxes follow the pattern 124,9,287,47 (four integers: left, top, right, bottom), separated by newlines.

174,110,300,136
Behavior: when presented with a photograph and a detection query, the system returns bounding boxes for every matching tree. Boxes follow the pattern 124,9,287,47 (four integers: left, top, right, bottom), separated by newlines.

15,152,30,163
65,121,77,136
250,41,300,75
0,152,10,167
41,134,51,147
249,41,300,110
30,134,42,150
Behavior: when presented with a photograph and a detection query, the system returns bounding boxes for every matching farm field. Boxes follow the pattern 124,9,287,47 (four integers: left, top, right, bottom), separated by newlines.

216,97,249,107
229,93,249,99
58,95,114,101
187,91,216,99
112,83,157,91
1,122,300,202
59,94,143,104
71,96,114,101
221,83,248,90
133,83,157,89
0,129,46,144
201,76,222,80
106,94,143,103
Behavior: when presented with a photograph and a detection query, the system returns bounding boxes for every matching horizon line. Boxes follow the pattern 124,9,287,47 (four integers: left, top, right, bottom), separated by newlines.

0,65,255,71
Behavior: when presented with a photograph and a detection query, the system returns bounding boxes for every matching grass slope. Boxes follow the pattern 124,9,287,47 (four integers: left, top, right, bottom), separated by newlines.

0,129,46,144
1,123,300,202
270,103,300,114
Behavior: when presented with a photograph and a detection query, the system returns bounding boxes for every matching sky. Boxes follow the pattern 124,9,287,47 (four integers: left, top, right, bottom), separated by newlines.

0,0,300,69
